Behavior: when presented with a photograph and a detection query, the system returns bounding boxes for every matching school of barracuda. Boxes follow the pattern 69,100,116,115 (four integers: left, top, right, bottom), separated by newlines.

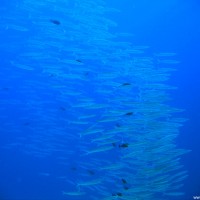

0,0,190,199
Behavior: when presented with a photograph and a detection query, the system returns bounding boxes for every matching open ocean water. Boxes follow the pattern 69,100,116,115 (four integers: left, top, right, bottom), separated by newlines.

0,0,200,200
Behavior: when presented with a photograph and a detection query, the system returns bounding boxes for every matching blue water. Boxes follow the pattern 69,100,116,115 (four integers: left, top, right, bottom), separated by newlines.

0,0,200,200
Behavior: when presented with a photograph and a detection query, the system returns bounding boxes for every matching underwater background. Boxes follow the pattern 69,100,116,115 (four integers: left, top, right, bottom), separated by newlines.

0,0,200,200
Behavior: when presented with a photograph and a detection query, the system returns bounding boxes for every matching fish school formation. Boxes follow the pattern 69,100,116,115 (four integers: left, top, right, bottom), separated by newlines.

1,0,189,199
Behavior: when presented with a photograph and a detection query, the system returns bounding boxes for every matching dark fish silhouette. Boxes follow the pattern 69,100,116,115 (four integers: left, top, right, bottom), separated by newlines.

76,59,82,63
122,82,131,86
112,192,123,197
119,143,129,148
125,112,133,116
116,192,123,196
124,186,129,190
115,123,121,127
50,19,61,25
121,178,127,184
